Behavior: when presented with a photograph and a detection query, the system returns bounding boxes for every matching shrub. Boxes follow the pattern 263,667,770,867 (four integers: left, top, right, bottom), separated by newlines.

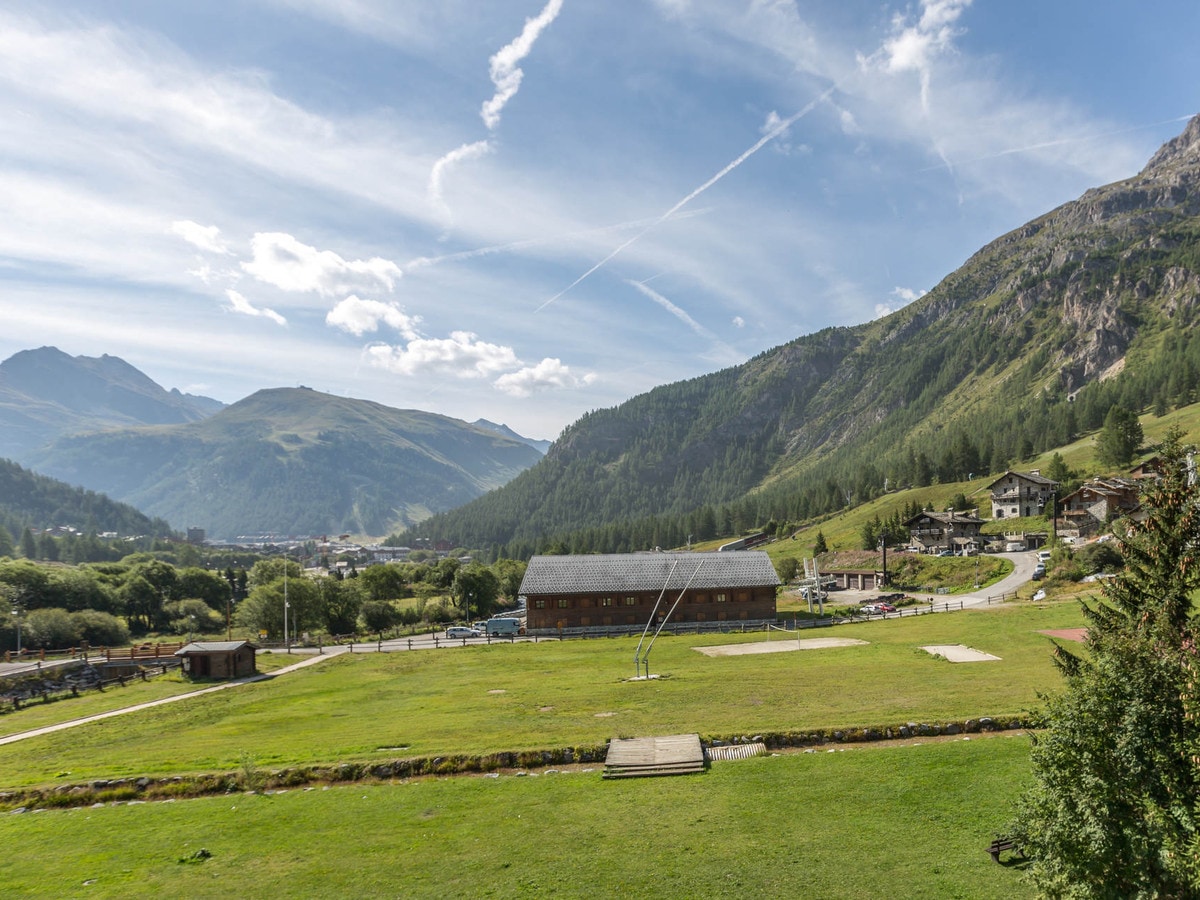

22,608,81,650
70,609,130,647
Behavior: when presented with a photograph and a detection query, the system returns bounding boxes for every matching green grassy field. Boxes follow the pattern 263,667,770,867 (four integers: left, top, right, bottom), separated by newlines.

0,600,1084,790
0,734,1035,898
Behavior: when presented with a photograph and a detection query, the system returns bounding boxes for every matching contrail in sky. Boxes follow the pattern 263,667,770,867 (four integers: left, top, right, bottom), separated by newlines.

536,85,836,312
406,208,711,271
918,114,1197,172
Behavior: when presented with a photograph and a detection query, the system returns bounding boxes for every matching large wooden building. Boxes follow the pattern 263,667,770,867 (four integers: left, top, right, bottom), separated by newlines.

519,552,780,631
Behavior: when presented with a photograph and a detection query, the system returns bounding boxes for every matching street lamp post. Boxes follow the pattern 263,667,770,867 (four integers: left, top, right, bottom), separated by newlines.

283,558,291,654
11,608,20,655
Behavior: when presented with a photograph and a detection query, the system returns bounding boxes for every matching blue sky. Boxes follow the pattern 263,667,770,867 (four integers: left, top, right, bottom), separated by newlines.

0,1,1195,440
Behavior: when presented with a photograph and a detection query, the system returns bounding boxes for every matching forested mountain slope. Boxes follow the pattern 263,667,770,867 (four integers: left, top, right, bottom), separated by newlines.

0,346,223,463
0,458,172,540
403,115,1200,557
30,387,543,539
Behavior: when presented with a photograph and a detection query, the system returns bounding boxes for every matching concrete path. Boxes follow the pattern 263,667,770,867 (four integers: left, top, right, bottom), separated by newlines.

0,647,346,747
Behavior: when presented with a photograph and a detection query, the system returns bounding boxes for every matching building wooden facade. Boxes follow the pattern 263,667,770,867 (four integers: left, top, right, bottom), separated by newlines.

1059,477,1141,537
904,511,985,554
174,641,258,679
519,552,780,631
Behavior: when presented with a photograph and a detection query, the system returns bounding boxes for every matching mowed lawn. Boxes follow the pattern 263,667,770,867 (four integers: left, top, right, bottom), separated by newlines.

0,601,1083,789
0,735,1035,899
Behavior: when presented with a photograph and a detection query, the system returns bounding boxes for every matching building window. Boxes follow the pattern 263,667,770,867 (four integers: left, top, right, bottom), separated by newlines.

534,599,545,609
557,598,569,609
716,593,727,603
600,597,612,607
624,596,637,606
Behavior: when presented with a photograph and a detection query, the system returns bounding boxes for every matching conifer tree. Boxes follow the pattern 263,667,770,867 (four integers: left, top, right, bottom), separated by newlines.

1010,428,1200,896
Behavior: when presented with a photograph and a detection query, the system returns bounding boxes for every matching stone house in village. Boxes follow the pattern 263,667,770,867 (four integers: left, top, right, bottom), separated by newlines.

987,471,1059,519
903,510,985,555
1058,477,1142,539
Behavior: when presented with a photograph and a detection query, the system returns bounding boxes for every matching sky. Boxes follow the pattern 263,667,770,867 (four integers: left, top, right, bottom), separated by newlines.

0,1,1196,441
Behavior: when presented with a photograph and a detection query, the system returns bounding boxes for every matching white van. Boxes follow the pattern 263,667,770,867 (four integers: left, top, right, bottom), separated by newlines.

486,617,524,636
1037,550,1052,563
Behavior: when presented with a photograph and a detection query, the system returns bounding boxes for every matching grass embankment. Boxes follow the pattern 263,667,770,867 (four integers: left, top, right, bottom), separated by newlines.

0,650,296,740
0,601,1082,789
0,735,1034,899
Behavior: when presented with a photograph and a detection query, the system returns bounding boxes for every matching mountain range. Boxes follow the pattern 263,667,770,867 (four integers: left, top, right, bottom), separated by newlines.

0,350,546,539
401,115,1200,556
0,346,223,463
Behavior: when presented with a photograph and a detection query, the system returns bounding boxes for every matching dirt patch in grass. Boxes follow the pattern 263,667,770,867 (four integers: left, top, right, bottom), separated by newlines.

1039,628,1087,642
693,637,868,657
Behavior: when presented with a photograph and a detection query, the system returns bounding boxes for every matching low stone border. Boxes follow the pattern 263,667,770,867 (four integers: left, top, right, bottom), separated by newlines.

0,714,1041,811
704,715,1041,750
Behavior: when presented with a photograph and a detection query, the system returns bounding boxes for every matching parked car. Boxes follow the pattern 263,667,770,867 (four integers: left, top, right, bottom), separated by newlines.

859,603,895,615
446,626,482,639
1032,564,1046,580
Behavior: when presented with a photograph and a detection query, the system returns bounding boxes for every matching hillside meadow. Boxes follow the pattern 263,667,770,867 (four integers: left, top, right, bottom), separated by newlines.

0,600,1084,790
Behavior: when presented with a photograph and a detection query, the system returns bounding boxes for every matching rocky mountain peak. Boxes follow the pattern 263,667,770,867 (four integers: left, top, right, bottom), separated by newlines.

1142,113,1200,173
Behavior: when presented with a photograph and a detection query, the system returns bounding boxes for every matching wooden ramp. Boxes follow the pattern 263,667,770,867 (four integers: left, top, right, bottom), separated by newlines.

603,733,705,779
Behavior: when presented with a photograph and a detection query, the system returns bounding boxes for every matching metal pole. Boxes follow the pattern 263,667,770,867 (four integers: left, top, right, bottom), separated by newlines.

284,557,291,654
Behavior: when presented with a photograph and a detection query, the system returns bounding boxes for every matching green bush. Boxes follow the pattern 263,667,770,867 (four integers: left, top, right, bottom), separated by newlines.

69,609,130,647
22,608,81,649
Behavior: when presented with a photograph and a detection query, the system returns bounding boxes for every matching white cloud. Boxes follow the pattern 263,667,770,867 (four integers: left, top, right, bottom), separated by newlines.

875,286,926,318
891,286,926,303
481,0,564,130
863,0,972,113
169,220,230,255
732,316,745,328
243,233,402,297
224,289,286,326
494,357,595,397
326,296,421,339
365,331,519,379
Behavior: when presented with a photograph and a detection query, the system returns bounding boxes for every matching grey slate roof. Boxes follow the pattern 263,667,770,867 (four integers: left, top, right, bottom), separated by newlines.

174,641,257,655
519,552,780,596
987,470,1059,490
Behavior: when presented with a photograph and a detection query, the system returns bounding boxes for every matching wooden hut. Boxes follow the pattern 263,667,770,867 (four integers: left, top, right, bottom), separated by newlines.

174,641,258,679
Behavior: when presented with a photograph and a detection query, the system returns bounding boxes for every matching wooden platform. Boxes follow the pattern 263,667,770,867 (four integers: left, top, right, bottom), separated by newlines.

603,733,705,778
